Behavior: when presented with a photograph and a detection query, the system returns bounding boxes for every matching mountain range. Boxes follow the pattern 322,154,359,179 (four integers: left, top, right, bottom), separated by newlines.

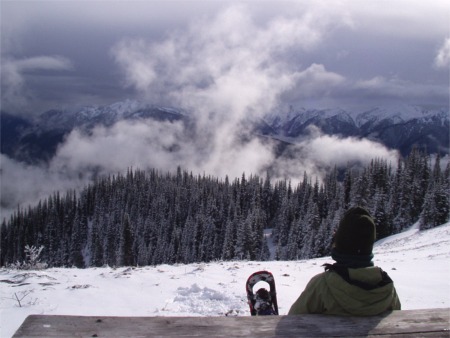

1,100,448,165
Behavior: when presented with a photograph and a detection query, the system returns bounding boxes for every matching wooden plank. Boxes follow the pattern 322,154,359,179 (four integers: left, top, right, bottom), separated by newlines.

13,308,450,337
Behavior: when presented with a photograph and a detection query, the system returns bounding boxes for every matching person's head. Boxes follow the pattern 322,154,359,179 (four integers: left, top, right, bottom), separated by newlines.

333,206,376,256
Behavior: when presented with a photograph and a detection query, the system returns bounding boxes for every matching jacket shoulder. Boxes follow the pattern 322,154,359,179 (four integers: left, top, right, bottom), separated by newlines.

288,272,329,315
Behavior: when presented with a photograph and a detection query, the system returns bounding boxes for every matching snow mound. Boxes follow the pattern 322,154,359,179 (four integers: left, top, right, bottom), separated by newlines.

173,284,243,316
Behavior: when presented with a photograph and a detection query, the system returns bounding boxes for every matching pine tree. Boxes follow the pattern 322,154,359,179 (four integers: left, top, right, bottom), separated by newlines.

300,195,321,258
118,213,134,266
372,187,390,239
221,218,236,260
2,149,448,268
420,155,450,229
343,164,353,209
70,202,87,268
235,213,253,260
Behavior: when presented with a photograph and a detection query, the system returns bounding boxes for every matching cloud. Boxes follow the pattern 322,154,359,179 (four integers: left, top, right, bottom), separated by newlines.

110,2,448,114
49,118,275,182
111,4,351,117
51,119,188,175
353,76,448,104
269,126,399,182
434,38,450,69
109,3,357,182
0,154,91,220
1,116,402,221
284,63,346,101
2,1,448,113
0,116,274,220
1,55,73,111
2,2,417,218
306,128,399,165
343,0,448,40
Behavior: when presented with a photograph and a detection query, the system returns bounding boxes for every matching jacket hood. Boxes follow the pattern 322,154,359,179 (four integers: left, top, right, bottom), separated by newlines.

324,267,397,316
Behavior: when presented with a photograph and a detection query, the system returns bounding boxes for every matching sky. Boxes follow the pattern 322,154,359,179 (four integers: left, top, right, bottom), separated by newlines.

1,0,449,115
0,0,449,219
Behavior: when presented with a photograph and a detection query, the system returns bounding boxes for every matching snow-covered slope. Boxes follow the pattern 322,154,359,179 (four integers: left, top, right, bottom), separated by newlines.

1,222,449,337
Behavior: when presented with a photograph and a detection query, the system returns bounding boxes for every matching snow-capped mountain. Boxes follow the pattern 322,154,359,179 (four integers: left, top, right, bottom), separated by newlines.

1,101,187,163
1,101,448,165
264,105,449,156
36,99,185,131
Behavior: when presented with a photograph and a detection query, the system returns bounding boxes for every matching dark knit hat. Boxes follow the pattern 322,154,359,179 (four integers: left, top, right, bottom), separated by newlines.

333,207,376,256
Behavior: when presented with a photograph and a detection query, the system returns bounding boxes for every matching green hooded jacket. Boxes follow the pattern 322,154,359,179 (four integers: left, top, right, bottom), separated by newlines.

288,266,401,316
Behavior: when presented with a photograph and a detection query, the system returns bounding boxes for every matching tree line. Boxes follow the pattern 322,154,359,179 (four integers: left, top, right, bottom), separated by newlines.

1,148,449,268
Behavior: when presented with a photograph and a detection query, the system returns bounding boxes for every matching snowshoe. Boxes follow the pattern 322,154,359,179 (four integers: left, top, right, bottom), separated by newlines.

246,270,278,316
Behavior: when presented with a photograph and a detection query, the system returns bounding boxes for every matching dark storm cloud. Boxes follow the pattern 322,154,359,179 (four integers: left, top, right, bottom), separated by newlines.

1,1,224,113
1,0,449,114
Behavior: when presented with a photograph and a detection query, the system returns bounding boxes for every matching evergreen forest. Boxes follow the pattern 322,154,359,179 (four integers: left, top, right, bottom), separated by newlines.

1,148,449,268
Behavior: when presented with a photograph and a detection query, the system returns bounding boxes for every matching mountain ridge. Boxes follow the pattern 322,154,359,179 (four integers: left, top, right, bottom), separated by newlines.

1,101,448,164
265,104,449,156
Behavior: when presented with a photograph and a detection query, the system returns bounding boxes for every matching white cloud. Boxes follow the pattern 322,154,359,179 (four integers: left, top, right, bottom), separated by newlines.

109,4,363,188
1,118,401,220
0,154,90,220
83,3,400,183
111,4,351,117
434,38,450,69
49,118,275,183
307,128,399,165
11,56,73,71
111,4,345,183
51,119,187,175
110,3,356,181
50,120,399,190
1,55,73,110
293,63,346,97
268,126,398,181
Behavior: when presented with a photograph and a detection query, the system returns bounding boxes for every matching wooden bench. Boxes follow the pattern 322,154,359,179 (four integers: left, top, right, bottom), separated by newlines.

13,308,449,337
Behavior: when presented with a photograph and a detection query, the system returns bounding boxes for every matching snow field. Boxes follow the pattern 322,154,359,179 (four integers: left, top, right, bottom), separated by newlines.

1,222,449,338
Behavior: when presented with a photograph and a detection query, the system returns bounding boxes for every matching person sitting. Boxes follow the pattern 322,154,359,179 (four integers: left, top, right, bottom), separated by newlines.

288,206,401,316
